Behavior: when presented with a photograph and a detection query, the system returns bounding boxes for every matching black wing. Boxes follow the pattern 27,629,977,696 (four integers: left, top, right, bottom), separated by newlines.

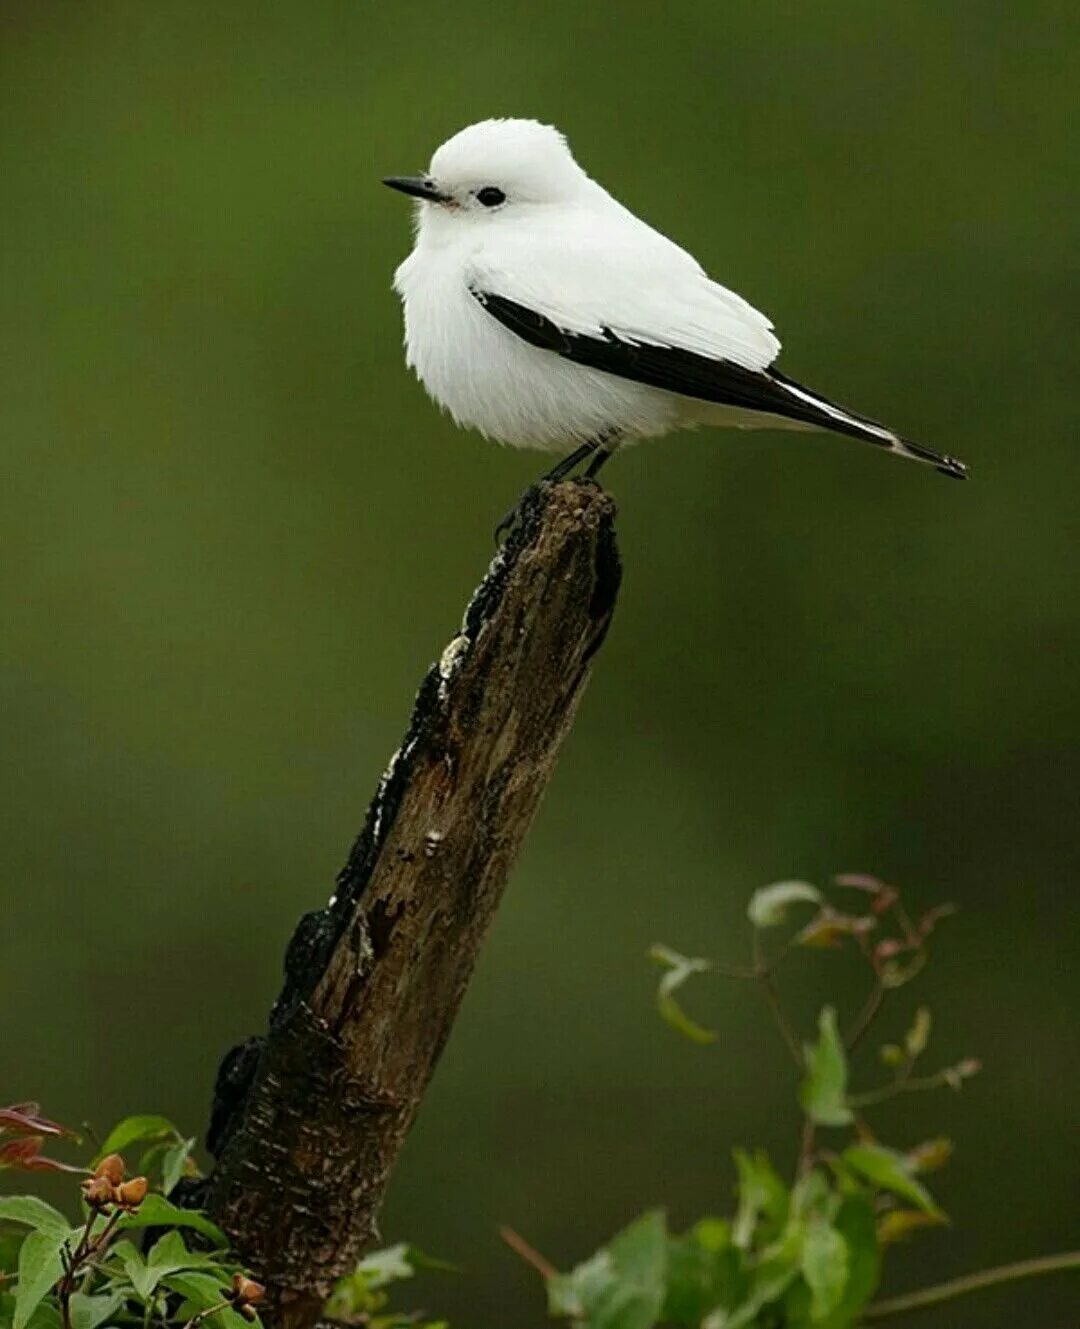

472,289,966,479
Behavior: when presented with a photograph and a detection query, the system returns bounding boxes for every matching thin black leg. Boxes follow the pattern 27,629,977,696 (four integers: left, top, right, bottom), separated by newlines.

584,447,613,480
538,441,598,484
493,442,597,543
493,435,621,543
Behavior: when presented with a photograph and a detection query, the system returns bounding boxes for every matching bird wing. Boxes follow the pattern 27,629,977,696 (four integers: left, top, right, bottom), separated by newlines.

467,229,967,477
468,227,781,374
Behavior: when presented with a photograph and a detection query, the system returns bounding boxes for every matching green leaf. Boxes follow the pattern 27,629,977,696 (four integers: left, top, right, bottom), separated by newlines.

111,1240,154,1300
0,1200,71,1241
111,1229,221,1300
842,1145,945,1218
136,1143,171,1183
788,1170,834,1224
823,1195,880,1326
327,1241,455,1320
690,1218,730,1253
905,1008,931,1059
604,1210,667,1328
0,1229,25,1273
799,1008,853,1127
68,1293,123,1329
663,1222,744,1326
402,1245,458,1275
25,1303,61,1329
14,1230,66,1329
163,1272,252,1329
800,1220,848,1321
355,1244,414,1290
148,1229,221,1273
324,1273,383,1322
548,1211,667,1329
732,1150,787,1250
715,1257,799,1329
547,1250,615,1319
649,946,716,1044
784,1194,880,1329
160,1139,197,1197
1,1296,61,1329
116,1195,227,1246
547,1243,616,1318
94,1116,178,1163
747,881,822,929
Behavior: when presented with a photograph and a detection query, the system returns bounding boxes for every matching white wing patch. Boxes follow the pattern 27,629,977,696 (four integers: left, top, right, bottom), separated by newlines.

467,224,780,374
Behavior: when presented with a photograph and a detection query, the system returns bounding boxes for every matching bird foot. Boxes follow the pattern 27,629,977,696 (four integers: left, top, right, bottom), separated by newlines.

493,475,605,545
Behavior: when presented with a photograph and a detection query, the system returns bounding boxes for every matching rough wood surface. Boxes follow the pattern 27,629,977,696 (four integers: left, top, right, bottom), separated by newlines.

198,480,621,1327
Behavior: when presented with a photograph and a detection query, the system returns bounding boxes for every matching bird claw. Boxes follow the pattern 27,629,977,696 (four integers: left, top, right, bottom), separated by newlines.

494,474,607,545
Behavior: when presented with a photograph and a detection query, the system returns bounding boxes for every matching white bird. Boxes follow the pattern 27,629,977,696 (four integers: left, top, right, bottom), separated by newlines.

385,118,967,494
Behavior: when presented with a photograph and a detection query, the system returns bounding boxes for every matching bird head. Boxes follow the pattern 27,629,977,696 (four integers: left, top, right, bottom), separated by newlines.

383,118,591,221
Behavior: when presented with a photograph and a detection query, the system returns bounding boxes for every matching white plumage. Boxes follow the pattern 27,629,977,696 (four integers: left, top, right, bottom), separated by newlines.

386,119,966,480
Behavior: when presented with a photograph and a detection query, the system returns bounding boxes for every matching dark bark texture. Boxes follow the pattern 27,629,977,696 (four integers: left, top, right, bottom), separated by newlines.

197,481,621,1327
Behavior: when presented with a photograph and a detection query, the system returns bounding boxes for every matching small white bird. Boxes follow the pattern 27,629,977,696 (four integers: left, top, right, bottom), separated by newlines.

385,118,967,492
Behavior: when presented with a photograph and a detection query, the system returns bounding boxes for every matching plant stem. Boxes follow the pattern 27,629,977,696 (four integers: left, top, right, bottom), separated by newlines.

181,1300,232,1329
752,934,803,1067
845,981,885,1052
499,1226,558,1281
713,961,768,981
57,1207,99,1329
861,1250,1080,1320
848,1067,958,1108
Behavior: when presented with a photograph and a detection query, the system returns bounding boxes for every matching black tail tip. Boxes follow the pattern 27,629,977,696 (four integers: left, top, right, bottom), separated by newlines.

897,435,968,480
937,457,968,480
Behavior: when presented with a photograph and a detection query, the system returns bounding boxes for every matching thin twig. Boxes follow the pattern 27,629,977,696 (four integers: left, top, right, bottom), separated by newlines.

57,1207,99,1329
889,897,922,950
180,1300,232,1329
712,962,768,981
848,1068,961,1109
845,982,886,1052
861,1250,1080,1320
752,934,803,1067
499,1226,558,1281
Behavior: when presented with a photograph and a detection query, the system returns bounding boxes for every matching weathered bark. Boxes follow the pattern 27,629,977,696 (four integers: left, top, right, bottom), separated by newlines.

198,480,621,1328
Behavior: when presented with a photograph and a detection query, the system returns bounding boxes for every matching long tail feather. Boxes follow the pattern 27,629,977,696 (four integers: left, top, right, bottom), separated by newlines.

768,368,967,479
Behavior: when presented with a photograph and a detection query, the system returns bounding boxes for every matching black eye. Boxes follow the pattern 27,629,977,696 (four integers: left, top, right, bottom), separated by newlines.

476,186,506,208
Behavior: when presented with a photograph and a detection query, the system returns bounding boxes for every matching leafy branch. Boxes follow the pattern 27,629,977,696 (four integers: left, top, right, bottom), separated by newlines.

503,874,1075,1327
0,1113,448,1329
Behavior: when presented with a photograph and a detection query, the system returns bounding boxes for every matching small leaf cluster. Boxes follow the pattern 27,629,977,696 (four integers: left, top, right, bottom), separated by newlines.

0,1115,263,1329
547,1177,879,1329
524,876,983,1328
324,1244,453,1329
1,1115,452,1329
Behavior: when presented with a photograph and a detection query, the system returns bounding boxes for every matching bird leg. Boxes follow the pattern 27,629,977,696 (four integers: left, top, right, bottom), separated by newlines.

538,441,601,485
584,446,615,480
494,441,601,543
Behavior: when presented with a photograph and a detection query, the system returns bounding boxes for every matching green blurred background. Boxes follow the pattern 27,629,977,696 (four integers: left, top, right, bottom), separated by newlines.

2,2,1077,1324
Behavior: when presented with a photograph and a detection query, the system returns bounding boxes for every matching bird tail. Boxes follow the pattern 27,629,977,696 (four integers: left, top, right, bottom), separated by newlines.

767,368,967,479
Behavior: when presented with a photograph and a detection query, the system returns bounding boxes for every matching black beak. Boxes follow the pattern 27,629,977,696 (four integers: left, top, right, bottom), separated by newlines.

382,175,448,203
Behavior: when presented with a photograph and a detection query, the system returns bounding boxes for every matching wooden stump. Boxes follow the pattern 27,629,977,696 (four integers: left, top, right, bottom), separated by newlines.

199,480,621,1326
